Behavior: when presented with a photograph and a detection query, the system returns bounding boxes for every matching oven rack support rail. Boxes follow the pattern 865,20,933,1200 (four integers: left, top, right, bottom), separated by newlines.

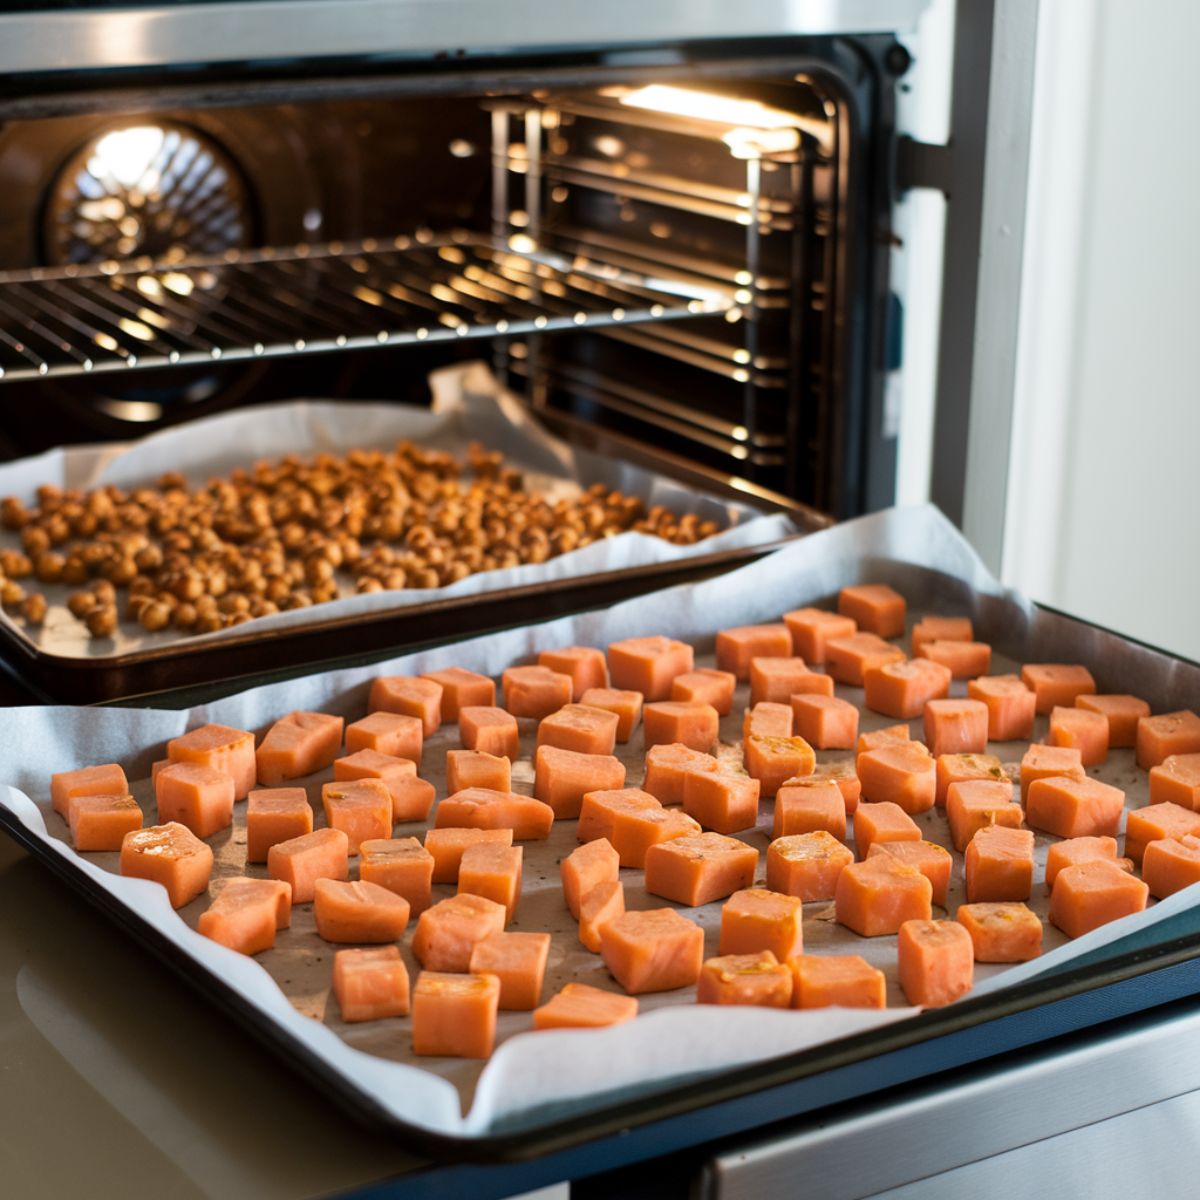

0,231,735,383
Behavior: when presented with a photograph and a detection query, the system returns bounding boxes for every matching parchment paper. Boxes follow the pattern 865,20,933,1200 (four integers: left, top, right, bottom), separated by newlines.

2,504,1198,1141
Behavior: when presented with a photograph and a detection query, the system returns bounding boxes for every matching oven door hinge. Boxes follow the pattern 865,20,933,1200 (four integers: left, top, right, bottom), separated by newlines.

896,136,953,195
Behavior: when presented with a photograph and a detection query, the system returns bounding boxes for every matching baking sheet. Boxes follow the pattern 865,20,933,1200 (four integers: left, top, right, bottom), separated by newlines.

0,360,797,663
1,504,1198,1142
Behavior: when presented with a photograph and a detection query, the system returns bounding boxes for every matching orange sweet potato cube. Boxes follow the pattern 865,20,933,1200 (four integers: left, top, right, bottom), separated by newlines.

644,832,758,907
897,919,974,1007
744,702,793,740
424,827,513,884
501,665,573,719
853,800,921,859
1137,710,1200,770
166,724,256,801
533,982,638,1030
120,822,214,909
469,930,552,1011
719,888,804,960
537,646,609,701
1075,693,1150,749
682,768,761,835
359,837,435,913
368,675,443,735
799,761,862,815
245,787,313,863
267,827,349,902
750,657,831,707
599,908,705,994
1019,744,1086,803
744,734,816,798
446,748,512,795
51,762,128,819
716,624,793,680
1048,705,1109,767
1125,800,1200,865
534,744,626,819
835,856,932,936
911,616,973,654
697,951,793,1008
916,640,992,680
965,825,1034,902
459,842,523,922
537,703,620,756
783,607,857,663
1049,860,1148,938
838,584,906,639
607,635,694,701
936,752,1007,808
411,893,508,972
155,762,235,839
420,667,495,722
863,659,951,721
643,701,720,753
579,877,626,953
333,946,410,1022
334,749,433,822
561,838,620,920
856,742,935,815
255,711,344,786
773,780,846,841
322,779,393,854
789,954,885,1009
313,878,410,943
923,698,988,759
967,674,1037,742
197,877,291,957
579,688,644,742
411,971,500,1058
459,706,521,761
643,743,720,806
856,723,911,758
867,840,953,907
67,793,142,852
1045,836,1121,889
789,695,859,751
1150,754,1200,811
1142,835,1200,899
345,711,423,765
945,779,1022,853
1020,663,1096,715
672,669,736,717
766,831,854,901
434,787,555,840
1025,776,1124,841
577,787,662,842
956,902,1043,962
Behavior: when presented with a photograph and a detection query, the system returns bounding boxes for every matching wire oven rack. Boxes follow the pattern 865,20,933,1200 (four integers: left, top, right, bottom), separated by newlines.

0,230,734,382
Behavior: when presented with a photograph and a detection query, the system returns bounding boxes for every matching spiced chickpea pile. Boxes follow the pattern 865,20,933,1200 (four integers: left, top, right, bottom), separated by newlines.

0,441,723,639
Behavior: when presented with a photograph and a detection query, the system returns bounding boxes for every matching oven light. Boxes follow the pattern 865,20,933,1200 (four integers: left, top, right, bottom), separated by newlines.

723,127,800,159
614,85,799,131
89,126,165,189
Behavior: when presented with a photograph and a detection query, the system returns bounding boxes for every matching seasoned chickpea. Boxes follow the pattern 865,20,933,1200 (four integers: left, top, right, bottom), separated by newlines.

356,576,384,594
139,601,172,632
85,604,117,638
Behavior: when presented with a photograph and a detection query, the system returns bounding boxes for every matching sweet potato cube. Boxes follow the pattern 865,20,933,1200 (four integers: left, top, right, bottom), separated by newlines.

459,706,521,761
867,840,953,907
469,930,552,1010
853,800,921,860
697,951,793,1008
501,664,573,719
534,744,626,819
783,607,857,663
750,657,831,706
744,734,816,798
1025,776,1124,841
1142,835,1200,899
936,752,1007,808
1125,800,1200,865
911,616,973,655
682,768,761,835
945,779,1022,853
167,724,256,801
672,669,736,717
579,688,643,742
1049,860,1148,938
599,800,701,868
956,902,1043,962
716,624,793,680
644,832,758,907
334,749,433,822
579,878,625,952
599,908,704,994
799,760,863,815
459,842,523,921
333,946,410,1022
916,640,992,680
345,712,423,765
255,711,344,786
743,702,793,740
197,878,291,956
856,724,911,758
424,827,513,884
67,793,142,852
1019,744,1086,803
368,675,443,735
1048,705,1109,767
835,856,932,937
967,674,1037,742
537,646,609,700
120,822,214,909
245,787,313,863
787,695,857,752
1137,710,1200,770
434,787,554,840
51,762,128,819
561,838,620,920
313,878,410,943
773,780,846,842
766,831,854,901
359,837,435,913
1020,663,1096,715
863,659,952,721
719,888,804,960
155,762,235,839
533,982,638,1030
838,584,906,639
322,779,393,854
1150,754,1200,811
1075,693,1150,749
897,919,974,1007
1045,836,1121,889
446,748,512,795
965,825,1034,902
857,742,935,814
537,703,620,756
607,635,694,701
643,701,719,753
577,787,661,843
923,698,988,759
411,893,507,971
420,667,494,722
411,971,499,1058
789,954,885,1009
642,744,720,806
267,827,349,902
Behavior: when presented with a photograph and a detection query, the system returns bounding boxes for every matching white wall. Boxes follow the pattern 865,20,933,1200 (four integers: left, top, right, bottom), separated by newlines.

1003,0,1200,661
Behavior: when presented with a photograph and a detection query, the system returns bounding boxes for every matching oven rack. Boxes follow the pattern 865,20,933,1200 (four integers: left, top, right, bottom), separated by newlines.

0,231,734,383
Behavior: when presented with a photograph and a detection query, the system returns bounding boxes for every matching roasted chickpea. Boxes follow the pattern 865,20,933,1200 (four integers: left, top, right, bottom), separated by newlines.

85,604,117,638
